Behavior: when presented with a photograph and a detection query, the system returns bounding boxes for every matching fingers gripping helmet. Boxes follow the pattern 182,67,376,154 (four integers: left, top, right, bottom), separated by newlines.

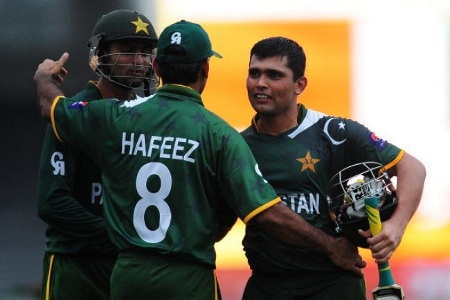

87,10,159,96
327,162,398,248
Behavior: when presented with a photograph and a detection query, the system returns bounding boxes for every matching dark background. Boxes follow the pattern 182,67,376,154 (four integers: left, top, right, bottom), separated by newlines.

0,1,156,298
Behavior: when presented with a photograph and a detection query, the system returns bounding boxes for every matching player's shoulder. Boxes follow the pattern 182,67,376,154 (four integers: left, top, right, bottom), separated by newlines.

67,85,102,104
240,125,253,136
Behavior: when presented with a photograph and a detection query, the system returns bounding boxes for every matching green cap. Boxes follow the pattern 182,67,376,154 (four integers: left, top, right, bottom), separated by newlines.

157,20,222,63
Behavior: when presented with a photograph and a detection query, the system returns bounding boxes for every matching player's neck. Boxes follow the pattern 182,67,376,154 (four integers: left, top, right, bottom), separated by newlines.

257,114,298,135
97,78,135,100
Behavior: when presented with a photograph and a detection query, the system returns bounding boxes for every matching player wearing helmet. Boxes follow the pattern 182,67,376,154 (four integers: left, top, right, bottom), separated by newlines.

240,36,426,299
37,9,157,300
87,9,158,97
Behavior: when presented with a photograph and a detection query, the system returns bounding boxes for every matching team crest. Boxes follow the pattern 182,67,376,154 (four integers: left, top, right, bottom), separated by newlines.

131,17,150,34
297,151,320,173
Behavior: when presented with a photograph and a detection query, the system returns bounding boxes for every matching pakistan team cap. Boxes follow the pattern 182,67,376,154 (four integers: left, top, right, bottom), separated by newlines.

157,20,222,63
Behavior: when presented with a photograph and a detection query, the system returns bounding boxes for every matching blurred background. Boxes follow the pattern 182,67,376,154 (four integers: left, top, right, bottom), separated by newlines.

1,0,449,299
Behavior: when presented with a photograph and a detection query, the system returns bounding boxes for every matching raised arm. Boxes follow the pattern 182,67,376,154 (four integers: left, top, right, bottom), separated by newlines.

33,52,69,120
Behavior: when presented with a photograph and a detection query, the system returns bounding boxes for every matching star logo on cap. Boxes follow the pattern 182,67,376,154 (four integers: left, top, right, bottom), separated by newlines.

297,151,320,173
131,17,149,34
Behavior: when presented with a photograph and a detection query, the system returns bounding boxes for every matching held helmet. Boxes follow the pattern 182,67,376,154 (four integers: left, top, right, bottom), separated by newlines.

327,162,398,248
87,10,159,96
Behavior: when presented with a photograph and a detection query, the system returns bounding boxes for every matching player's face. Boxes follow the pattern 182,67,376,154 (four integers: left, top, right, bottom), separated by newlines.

105,40,154,88
247,55,305,117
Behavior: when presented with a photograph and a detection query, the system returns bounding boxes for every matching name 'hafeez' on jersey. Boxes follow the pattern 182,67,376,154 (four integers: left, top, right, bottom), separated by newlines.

50,84,280,267
241,104,404,274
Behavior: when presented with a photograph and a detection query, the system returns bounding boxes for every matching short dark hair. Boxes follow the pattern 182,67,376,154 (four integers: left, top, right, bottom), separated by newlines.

157,45,204,85
250,37,306,81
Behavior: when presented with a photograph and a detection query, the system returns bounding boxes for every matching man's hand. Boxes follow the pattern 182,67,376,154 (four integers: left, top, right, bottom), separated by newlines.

34,52,70,120
34,52,69,83
328,237,367,277
358,219,402,264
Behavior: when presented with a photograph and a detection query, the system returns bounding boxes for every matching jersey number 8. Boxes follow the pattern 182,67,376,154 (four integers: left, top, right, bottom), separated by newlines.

133,162,172,243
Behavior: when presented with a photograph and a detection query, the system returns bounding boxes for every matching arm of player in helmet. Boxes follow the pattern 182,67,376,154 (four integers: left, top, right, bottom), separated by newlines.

34,52,69,120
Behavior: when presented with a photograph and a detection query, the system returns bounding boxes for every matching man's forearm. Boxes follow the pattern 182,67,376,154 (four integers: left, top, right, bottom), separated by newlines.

35,75,64,120
255,202,366,277
255,202,335,254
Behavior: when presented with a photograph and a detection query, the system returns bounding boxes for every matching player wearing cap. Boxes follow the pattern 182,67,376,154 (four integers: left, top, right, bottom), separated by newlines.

37,9,157,300
34,21,367,300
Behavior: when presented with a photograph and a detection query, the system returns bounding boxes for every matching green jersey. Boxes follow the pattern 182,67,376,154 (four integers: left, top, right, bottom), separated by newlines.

241,104,403,274
50,84,279,267
37,81,117,256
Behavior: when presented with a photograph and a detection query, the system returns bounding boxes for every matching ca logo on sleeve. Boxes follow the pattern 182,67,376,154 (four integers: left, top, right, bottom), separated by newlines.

51,152,65,176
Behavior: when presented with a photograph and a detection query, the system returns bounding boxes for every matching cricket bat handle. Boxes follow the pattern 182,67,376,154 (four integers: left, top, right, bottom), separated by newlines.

364,197,396,287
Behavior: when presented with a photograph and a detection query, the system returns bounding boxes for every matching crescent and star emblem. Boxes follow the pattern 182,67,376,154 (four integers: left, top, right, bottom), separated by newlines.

324,118,346,145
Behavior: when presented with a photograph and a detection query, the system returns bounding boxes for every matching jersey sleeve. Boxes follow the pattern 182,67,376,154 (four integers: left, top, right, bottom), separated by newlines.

51,96,107,162
215,127,280,223
37,124,116,254
344,118,404,167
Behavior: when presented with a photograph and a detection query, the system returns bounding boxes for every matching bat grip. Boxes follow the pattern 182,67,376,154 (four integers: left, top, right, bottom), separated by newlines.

364,196,397,287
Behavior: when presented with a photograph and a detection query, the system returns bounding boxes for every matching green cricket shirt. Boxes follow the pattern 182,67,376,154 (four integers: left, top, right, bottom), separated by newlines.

241,104,404,274
50,84,279,267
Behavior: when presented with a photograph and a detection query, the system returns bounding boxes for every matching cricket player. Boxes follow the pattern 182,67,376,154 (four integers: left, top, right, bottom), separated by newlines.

37,9,157,300
240,36,426,299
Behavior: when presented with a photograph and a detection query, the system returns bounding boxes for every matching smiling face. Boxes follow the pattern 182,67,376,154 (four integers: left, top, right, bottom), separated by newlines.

246,55,306,118
101,39,155,88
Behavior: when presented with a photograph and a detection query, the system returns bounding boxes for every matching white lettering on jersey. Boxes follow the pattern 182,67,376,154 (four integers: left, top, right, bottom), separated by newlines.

91,182,103,205
282,193,320,215
183,140,199,163
121,132,199,163
134,162,172,243
122,133,135,155
51,152,65,176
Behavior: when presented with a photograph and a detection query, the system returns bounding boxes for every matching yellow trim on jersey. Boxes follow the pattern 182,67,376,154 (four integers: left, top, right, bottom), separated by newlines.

50,96,65,142
45,253,55,300
243,197,282,224
379,149,406,175
168,83,195,91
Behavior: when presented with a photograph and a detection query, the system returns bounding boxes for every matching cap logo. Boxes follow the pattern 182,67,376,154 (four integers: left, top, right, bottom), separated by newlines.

131,17,150,35
170,32,182,45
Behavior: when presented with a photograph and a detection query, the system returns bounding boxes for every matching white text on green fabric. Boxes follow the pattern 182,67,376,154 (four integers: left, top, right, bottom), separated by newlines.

121,132,199,163
280,193,320,215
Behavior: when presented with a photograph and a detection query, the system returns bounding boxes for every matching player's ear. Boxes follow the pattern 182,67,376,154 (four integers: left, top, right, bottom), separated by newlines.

295,76,307,95
200,59,209,79
152,57,161,78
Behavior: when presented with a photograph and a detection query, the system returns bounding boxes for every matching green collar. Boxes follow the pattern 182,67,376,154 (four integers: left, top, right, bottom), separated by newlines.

156,84,204,106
